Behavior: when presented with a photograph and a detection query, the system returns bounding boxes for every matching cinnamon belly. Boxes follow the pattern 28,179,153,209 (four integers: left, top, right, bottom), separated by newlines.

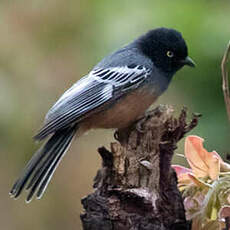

84,87,158,129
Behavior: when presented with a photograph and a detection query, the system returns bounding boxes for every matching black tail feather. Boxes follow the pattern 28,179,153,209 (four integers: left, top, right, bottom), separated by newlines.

26,132,74,202
36,136,72,200
26,134,66,191
10,126,76,202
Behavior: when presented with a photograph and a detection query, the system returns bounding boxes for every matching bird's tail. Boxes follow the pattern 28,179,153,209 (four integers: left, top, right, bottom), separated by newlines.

10,126,77,203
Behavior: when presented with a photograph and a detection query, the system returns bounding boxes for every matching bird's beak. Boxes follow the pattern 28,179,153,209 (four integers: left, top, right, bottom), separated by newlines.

182,56,196,67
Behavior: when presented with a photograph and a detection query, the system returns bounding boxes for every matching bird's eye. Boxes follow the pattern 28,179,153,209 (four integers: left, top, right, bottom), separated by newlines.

166,51,174,58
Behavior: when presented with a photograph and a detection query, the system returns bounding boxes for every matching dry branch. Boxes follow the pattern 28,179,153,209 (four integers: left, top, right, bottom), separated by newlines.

81,105,200,230
221,41,230,122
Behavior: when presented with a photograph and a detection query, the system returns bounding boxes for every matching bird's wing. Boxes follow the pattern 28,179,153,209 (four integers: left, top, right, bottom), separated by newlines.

92,65,150,87
34,65,150,140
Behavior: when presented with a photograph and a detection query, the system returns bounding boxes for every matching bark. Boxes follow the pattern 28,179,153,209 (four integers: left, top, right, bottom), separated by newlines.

81,105,200,230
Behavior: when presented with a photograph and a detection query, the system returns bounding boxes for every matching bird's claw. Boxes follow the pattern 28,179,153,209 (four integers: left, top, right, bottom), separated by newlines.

136,120,145,133
114,130,120,141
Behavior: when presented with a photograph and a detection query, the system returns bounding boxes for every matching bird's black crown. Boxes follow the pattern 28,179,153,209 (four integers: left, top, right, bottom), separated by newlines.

137,28,189,73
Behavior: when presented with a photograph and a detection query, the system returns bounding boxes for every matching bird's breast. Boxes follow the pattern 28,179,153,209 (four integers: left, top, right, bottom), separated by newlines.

85,85,159,129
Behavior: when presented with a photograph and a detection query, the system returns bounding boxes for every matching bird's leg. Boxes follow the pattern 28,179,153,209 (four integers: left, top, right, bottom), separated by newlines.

135,119,146,133
114,130,120,141
114,126,133,144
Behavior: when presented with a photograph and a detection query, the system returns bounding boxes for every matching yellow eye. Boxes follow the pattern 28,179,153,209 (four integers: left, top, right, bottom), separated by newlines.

166,51,174,58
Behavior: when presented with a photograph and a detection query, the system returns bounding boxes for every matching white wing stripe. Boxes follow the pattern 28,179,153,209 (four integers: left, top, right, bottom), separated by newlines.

91,65,150,87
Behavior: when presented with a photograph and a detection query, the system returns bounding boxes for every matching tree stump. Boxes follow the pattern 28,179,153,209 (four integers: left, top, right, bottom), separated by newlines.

81,105,200,230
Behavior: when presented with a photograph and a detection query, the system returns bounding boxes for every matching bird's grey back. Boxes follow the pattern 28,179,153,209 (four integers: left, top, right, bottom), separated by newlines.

94,43,153,70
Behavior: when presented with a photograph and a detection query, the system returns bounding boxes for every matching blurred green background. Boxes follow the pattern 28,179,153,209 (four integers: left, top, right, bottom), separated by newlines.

1,0,230,229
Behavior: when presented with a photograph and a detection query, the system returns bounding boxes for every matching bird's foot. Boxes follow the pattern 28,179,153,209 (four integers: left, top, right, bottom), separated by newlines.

136,120,145,133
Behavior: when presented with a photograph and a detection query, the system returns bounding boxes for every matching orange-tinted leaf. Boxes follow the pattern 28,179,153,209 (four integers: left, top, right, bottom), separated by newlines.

185,136,221,179
208,155,220,180
185,136,209,178
203,150,230,172
187,173,211,188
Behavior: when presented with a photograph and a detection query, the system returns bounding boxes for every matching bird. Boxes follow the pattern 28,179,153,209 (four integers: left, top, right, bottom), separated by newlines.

10,27,195,203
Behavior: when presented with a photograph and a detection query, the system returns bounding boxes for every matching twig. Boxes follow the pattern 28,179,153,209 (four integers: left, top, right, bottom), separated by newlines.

221,41,230,122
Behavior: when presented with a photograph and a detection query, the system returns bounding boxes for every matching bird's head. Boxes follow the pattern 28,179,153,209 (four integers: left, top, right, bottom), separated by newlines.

137,28,195,74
